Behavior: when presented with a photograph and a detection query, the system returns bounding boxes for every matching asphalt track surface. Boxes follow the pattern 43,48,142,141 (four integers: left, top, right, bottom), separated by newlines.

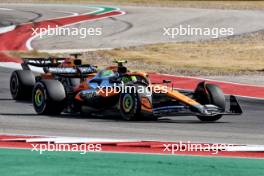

0,4,263,145
0,67,263,145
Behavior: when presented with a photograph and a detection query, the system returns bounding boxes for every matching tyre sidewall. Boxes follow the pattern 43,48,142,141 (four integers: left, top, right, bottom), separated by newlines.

119,86,141,120
33,80,66,115
10,70,35,100
206,84,226,111
195,82,225,122
33,82,48,114
10,71,20,99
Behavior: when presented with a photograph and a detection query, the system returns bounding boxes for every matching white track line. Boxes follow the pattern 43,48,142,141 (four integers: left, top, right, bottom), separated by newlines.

27,11,126,51
3,135,264,152
0,62,21,70
173,86,264,100
0,62,44,73
2,133,264,152
0,7,13,11
26,137,132,144
0,7,15,34
224,145,264,152
39,48,113,53
0,25,16,34
25,6,103,50
26,7,125,50
161,73,264,88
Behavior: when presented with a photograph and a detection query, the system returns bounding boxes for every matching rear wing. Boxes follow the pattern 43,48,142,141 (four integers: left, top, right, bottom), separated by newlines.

21,57,65,70
21,57,98,77
44,67,97,76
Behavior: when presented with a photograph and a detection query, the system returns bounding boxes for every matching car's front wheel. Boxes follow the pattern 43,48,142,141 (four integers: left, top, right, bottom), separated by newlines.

194,82,225,122
119,91,141,121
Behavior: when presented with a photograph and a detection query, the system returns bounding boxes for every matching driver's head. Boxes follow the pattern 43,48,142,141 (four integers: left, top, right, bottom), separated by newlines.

118,66,127,74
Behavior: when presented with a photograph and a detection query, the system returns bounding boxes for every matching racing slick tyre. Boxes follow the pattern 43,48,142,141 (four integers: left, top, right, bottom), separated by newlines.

33,80,66,115
10,70,35,100
194,82,225,122
119,84,141,121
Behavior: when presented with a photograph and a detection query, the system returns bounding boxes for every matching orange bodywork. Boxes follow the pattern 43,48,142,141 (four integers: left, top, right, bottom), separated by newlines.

75,93,84,102
141,97,153,112
166,89,199,106
96,87,119,97
127,71,148,78
151,84,199,106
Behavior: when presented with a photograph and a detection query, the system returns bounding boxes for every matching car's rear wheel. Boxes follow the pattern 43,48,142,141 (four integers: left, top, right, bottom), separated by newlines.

10,70,35,100
33,80,66,115
194,82,225,122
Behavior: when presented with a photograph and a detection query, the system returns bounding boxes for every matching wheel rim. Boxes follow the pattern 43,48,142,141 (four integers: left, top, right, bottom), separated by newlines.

10,74,19,96
35,89,44,107
122,94,133,113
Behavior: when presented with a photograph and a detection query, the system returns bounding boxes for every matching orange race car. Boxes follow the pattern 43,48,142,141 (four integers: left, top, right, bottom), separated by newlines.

9,55,242,121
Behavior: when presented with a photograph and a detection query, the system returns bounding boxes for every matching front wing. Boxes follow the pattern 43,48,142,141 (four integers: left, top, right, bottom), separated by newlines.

152,95,242,117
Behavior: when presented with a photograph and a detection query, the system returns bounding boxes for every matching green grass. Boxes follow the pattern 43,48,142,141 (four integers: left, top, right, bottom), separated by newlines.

1,148,264,176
